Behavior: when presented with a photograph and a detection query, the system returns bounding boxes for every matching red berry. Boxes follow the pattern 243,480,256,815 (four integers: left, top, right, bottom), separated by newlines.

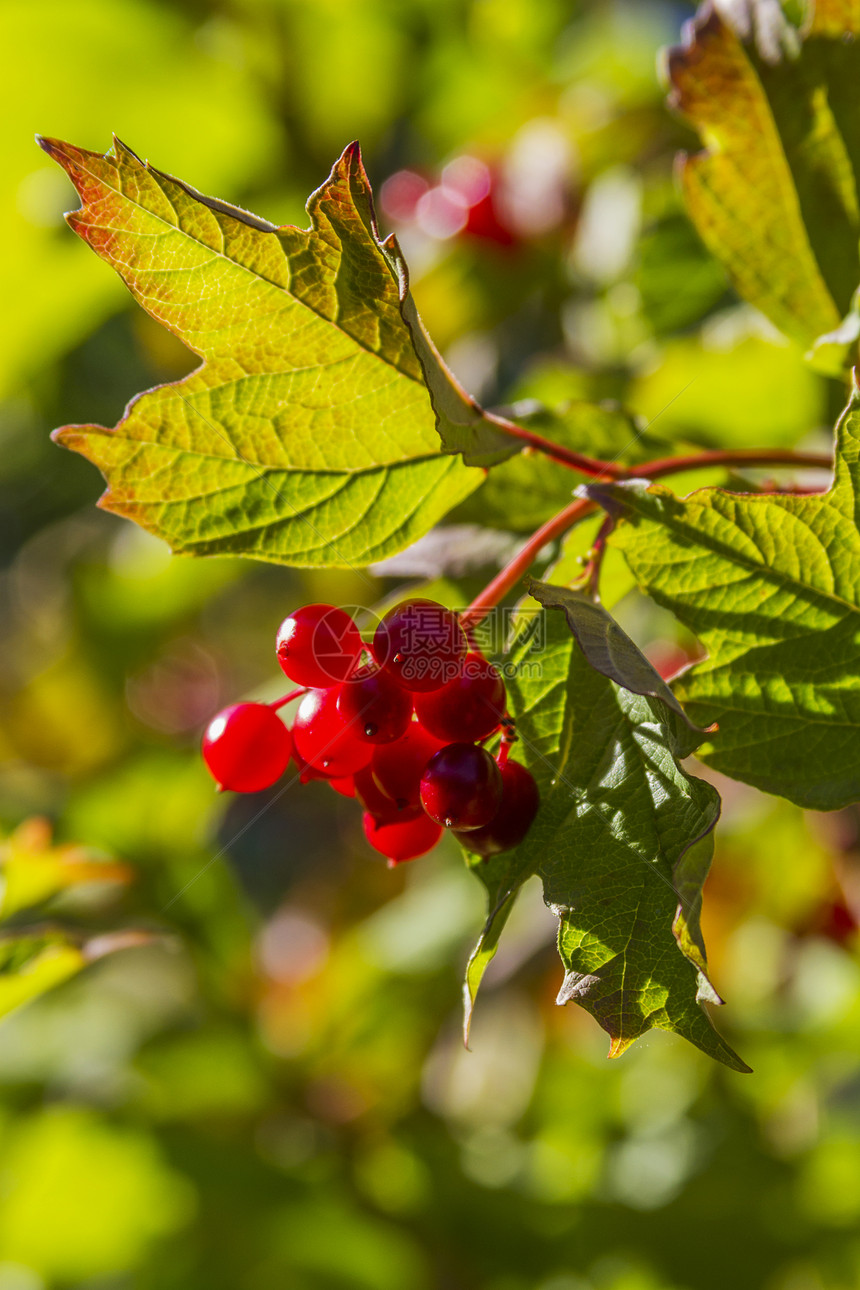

370,722,446,810
276,603,362,687
336,664,413,744
453,759,540,855
202,703,292,793
328,775,356,798
362,810,443,864
292,688,373,777
292,748,336,783
373,598,467,693
419,743,502,830
353,766,420,823
413,652,506,742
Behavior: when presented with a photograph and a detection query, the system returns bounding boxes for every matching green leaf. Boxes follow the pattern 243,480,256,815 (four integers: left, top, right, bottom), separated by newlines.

465,597,747,1070
0,930,151,1023
589,380,860,812
42,136,483,567
0,933,85,1021
388,246,520,468
526,577,707,755
667,1,860,366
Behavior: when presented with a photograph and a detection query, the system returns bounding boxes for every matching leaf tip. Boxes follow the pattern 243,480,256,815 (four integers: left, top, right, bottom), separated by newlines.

607,1035,635,1059
35,134,73,168
51,425,76,449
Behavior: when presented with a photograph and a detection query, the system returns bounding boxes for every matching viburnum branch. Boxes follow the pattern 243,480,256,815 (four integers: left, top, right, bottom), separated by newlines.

269,689,307,711
490,415,833,480
461,496,597,630
635,446,832,479
487,412,625,478
461,443,834,628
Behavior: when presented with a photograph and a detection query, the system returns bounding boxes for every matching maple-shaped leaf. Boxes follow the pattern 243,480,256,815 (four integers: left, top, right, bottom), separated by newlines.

464,585,747,1071
40,136,491,567
588,378,860,812
668,1,860,368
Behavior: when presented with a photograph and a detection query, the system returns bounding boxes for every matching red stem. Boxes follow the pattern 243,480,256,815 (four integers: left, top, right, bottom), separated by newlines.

488,412,624,478
636,447,832,479
461,444,834,628
269,688,306,711
492,413,832,480
460,496,596,630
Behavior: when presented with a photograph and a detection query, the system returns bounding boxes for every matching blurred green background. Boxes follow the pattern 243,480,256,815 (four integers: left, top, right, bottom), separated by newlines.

2,1,860,1287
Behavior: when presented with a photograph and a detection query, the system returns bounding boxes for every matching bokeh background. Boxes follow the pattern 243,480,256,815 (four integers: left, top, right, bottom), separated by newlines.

2,1,860,1287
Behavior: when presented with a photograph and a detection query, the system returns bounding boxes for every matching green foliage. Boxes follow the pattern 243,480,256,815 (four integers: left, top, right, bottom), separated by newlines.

8,2,860,1284
40,27,860,1064
668,1,860,369
465,589,746,1071
594,379,860,811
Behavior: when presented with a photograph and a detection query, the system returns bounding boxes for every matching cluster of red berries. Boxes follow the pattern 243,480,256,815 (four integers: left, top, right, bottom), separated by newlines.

201,599,540,865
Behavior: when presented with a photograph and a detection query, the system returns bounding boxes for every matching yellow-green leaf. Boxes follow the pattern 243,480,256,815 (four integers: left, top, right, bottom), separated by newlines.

42,136,484,567
667,2,860,365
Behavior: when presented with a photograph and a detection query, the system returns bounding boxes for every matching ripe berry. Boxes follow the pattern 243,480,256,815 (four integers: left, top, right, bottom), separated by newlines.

328,775,356,799
419,743,502,830
413,652,506,743
371,722,446,810
276,603,362,687
292,688,373,777
202,703,292,793
362,810,443,864
373,598,467,693
353,766,420,823
335,664,413,744
453,759,540,855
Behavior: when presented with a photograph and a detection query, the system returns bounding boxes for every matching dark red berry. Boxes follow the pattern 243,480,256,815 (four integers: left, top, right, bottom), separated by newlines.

419,743,502,830
453,759,539,855
373,598,467,693
370,722,446,810
276,603,362,687
362,810,443,864
202,703,292,793
292,688,373,777
336,664,413,744
413,652,506,743
353,766,420,823
293,747,336,784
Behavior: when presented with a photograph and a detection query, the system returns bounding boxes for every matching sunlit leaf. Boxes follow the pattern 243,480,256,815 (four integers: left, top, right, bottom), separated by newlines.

0,928,152,1024
667,1,860,367
590,381,860,812
463,594,747,1070
43,136,484,567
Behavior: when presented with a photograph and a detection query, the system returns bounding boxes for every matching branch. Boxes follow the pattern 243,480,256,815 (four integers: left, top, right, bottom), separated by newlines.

460,444,834,628
460,496,596,629
636,446,832,479
487,412,624,479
